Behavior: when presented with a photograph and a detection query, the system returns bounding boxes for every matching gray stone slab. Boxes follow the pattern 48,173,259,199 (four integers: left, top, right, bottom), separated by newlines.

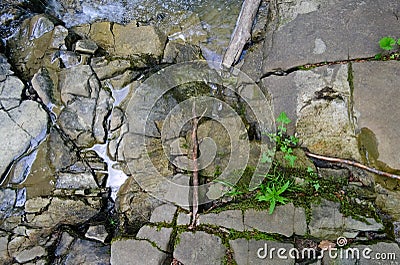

262,0,400,72
85,225,108,243
150,203,177,223
111,238,167,265
137,225,173,251
14,246,46,263
174,231,226,265
176,212,191,225
309,199,383,240
261,64,360,160
353,61,400,170
230,238,295,265
63,239,110,265
244,203,307,237
200,210,244,231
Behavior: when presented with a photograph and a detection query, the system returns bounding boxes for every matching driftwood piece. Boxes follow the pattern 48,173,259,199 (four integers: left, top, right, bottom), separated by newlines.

305,151,400,180
222,0,262,67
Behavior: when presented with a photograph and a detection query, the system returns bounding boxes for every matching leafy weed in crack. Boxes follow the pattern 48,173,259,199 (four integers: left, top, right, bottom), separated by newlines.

375,36,400,60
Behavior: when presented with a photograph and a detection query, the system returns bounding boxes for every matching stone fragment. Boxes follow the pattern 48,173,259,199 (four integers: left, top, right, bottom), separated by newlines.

176,212,190,225
24,197,50,213
0,75,24,110
162,41,203,63
88,22,114,51
137,225,173,251
230,238,295,265
85,225,108,243
63,239,110,265
55,232,75,257
74,39,98,54
200,210,244,231
14,246,46,263
56,172,98,189
244,203,307,237
113,22,166,59
309,199,383,239
0,102,47,177
174,231,226,265
31,67,56,107
149,203,177,223
111,239,167,265
91,57,131,80
28,197,98,228
0,189,16,220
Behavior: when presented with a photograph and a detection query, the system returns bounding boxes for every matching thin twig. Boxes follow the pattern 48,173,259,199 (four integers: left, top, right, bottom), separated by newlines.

304,151,400,180
190,101,199,228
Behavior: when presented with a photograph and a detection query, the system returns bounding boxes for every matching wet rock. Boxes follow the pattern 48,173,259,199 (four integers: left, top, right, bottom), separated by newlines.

0,75,24,110
353,61,400,171
6,14,68,79
74,39,98,54
91,57,131,81
162,41,203,63
200,210,244,231
0,236,10,263
28,197,98,228
87,22,114,51
112,22,167,59
14,246,46,263
55,172,98,189
111,238,167,265
24,197,50,213
0,189,16,220
57,64,112,146
262,0,400,72
0,54,13,81
85,225,108,243
230,239,295,265
309,199,383,239
116,176,163,230
137,225,173,251
174,231,226,265
244,203,307,237
0,100,48,178
55,232,75,257
62,238,110,265
149,203,177,223
375,184,400,221
31,67,57,108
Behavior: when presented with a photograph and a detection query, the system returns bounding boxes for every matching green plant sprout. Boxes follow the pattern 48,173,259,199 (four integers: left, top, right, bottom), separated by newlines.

306,166,320,192
256,180,290,214
375,36,400,60
213,179,244,198
267,112,299,167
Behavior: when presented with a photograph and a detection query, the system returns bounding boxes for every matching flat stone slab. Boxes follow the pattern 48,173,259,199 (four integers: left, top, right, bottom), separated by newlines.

150,203,177,223
230,238,295,265
244,203,307,237
200,210,244,231
353,61,400,170
309,199,383,239
111,238,167,265
261,64,360,160
174,231,226,265
137,225,173,251
262,0,400,72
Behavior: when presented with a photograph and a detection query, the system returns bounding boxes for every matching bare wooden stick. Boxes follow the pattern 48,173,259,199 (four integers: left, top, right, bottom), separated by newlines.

222,0,262,67
304,151,400,180
190,101,200,228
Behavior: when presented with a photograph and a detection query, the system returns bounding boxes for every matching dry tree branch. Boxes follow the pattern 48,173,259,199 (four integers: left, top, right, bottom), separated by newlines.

304,151,400,180
222,0,262,67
